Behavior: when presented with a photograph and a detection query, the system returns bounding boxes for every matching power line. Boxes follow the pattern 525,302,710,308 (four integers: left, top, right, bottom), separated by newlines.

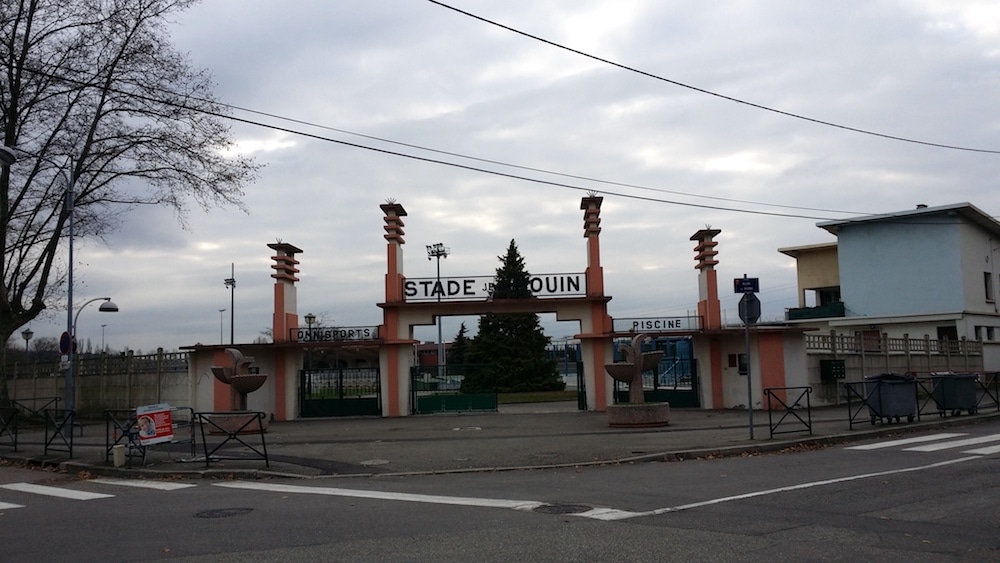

15,64,840,220
426,0,1000,156
223,102,864,216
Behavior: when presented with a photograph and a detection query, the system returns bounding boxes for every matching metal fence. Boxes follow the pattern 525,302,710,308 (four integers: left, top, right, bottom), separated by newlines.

5,349,189,418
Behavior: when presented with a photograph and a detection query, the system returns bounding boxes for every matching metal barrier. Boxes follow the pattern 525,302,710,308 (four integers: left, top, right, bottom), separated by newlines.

976,372,1000,412
104,409,143,465
12,397,60,422
194,411,268,468
104,407,197,467
913,372,1000,418
764,386,813,438
0,407,19,451
845,376,921,429
43,409,75,457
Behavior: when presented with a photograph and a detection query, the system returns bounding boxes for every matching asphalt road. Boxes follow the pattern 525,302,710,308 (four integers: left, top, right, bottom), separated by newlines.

2,419,999,561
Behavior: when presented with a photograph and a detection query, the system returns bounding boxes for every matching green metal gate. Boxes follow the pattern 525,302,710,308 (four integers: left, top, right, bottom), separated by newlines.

411,365,498,414
299,367,381,417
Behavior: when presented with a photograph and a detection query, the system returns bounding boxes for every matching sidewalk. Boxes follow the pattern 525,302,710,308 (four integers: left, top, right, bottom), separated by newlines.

2,403,998,480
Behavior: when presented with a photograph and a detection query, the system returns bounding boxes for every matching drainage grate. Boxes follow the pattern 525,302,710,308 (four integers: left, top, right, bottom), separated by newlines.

533,504,592,515
195,507,254,519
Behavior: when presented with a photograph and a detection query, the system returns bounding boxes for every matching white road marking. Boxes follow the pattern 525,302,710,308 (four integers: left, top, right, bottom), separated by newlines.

844,433,966,450
214,457,979,522
963,443,1000,455
903,434,1000,452
0,482,113,501
90,478,196,491
213,481,545,511
0,501,25,510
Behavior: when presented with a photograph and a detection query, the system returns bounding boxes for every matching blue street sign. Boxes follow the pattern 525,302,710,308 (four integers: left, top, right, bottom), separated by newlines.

734,276,759,293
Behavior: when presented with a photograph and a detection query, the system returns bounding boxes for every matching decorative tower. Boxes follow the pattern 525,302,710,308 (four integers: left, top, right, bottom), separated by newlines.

379,201,409,416
580,195,614,411
691,228,722,330
268,241,302,420
691,228,724,408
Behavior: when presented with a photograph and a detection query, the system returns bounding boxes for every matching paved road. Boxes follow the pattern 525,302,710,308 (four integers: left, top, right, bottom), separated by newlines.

3,419,999,561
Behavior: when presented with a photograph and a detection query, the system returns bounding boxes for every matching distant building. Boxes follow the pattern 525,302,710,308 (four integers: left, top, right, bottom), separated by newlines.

780,202,999,373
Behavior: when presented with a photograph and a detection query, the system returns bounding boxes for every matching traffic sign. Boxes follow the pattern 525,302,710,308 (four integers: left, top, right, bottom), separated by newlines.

59,331,71,355
734,276,759,293
739,293,761,324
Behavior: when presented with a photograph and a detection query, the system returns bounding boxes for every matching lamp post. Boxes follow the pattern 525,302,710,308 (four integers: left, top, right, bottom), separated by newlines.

21,328,33,362
218,308,226,345
304,313,316,371
426,242,450,377
100,324,106,352
67,297,118,412
224,263,235,345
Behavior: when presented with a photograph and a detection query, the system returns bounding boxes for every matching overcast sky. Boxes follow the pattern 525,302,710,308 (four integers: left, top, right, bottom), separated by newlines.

19,0,1000,354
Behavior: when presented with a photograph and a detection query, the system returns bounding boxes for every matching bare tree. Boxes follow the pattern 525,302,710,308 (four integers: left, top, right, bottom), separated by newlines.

0,0,260,403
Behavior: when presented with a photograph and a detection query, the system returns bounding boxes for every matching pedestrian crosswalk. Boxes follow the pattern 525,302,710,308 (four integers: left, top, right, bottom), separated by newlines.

0,477,196,510
845,432,1000,456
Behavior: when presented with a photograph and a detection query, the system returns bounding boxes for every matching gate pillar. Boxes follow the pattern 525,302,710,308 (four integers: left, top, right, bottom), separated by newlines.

579,196,615,411
692,229,724,408
378,202,414,416
269,242,303,420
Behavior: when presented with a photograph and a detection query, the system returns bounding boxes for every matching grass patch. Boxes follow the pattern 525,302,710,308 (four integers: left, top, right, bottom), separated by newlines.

497,390,577,404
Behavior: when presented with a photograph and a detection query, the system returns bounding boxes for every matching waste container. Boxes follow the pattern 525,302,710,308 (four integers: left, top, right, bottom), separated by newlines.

930,372,979,416
864,373,917,424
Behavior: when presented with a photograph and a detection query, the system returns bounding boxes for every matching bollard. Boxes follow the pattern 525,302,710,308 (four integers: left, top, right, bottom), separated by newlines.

112,444,126,467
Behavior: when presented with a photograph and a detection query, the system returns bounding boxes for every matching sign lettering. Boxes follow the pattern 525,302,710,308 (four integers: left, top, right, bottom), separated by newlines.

612,317,701,333
297,326,379,342
404,273,586,302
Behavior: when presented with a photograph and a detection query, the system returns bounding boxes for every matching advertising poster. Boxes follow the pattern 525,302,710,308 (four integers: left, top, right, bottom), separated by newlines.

135,403,174,446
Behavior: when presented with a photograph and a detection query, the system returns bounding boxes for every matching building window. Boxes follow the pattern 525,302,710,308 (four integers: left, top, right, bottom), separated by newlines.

986,272,995,302
989,326,996,341
975,326,983,341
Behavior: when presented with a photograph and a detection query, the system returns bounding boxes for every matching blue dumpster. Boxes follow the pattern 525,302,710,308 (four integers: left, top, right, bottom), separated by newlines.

864,373,917,425
930,372,979,416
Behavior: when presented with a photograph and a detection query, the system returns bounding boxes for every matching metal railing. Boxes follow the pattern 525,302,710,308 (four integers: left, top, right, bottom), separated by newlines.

764,386,813,438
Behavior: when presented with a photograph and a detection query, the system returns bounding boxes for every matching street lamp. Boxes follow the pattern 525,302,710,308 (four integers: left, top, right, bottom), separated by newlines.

21,328,33,362
67,297,118,412
224,263,235,345
304,313,316,371
426,242,450,377
0,146,15,166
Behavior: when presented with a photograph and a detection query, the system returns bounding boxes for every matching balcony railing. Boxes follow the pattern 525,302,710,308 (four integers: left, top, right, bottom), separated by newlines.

786,301,846,320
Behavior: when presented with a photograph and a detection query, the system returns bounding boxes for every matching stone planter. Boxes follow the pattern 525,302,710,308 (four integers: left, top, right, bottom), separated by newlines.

206,411,269,435
607,402,670,428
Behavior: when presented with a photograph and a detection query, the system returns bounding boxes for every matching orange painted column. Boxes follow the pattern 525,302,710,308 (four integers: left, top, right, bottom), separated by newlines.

212,348,231,411
580,196,613,410
268,242,302,421
691,229,724,408
758,332,788,408
380,202,407,417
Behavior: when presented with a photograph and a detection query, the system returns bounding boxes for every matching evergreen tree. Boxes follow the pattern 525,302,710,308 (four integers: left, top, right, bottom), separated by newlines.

462,240,564,393
447,322,470,370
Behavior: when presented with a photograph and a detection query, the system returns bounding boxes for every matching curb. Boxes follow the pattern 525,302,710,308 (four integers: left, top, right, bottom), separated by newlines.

2,411,998,481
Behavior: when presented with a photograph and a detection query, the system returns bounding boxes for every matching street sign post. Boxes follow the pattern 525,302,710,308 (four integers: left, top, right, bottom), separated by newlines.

736,279,761,439
738,293,761,324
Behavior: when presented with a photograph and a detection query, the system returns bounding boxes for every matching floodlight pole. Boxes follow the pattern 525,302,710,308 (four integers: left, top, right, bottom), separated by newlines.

427,243,450,378
224,263,235,345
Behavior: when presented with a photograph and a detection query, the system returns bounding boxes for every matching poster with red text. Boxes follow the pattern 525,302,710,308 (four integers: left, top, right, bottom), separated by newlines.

135,403,174,445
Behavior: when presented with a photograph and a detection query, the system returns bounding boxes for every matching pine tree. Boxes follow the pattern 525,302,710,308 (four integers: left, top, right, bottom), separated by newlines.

462,240,564,393
447,322,470,371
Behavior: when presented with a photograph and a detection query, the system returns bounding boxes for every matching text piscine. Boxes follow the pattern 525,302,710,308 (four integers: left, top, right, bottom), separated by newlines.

404,274,586,301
